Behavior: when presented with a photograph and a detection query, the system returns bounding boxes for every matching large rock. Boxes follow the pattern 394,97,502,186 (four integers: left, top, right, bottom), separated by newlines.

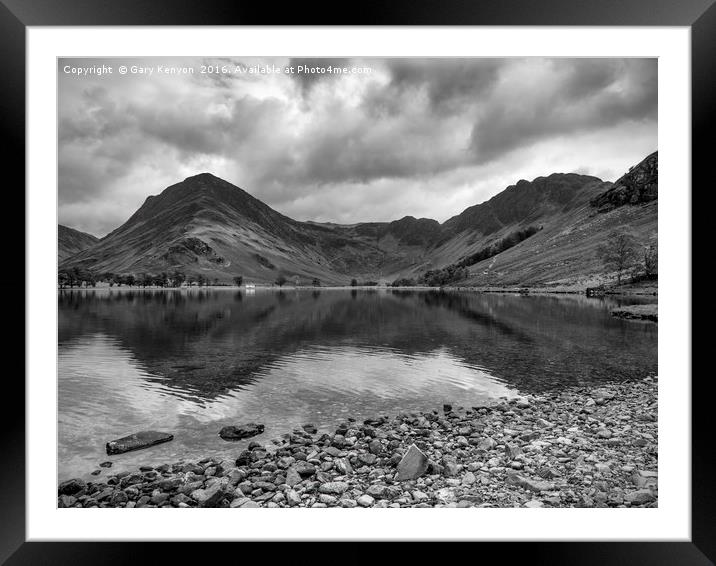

461,471,476,486
58,495,77,508
58,478,86,496
110,491,128,505
285,466,303,487
318,494,338,505
190,483,226,508
358,453,377,466
625,489,656,505
286,489,302,506
119,472,144,488
218,423,265,441
506,470,555,493
318,481,349,495
357,494,375,507
441,456,460,477
105,431,173,455
478,437,496,450
395,444,429,481
632,470,658,488
235,450,252,466
334,457,354,475
158,477,183,491
293,461,317,478
435,487,457,504
366,484,387,498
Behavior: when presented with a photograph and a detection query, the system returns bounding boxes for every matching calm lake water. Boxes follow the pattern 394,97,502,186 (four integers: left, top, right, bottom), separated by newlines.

58,288,657,479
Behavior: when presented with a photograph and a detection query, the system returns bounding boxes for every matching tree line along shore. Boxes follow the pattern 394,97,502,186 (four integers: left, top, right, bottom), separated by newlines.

58,228,657,292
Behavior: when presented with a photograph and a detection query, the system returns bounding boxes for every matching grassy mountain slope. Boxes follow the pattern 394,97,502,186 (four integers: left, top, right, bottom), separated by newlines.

458,153,658,287
461,199,657,287
58,224,99,262
390,173,614,281
59,152,657,288
60,174,431,284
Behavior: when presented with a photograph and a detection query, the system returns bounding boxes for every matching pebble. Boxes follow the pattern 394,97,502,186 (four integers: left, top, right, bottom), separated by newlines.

58,377,658,509
318,482,349,495
357,494,375,507
366,484,387,498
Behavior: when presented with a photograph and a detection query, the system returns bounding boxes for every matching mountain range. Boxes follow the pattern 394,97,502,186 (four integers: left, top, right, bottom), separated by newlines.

59,151,657,287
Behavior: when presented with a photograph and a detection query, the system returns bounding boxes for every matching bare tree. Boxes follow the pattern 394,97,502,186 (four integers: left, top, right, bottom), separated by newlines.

596,231,639,286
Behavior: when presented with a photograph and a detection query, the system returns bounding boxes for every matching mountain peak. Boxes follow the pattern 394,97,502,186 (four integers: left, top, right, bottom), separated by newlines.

107,172,303,248
442,171,602,236
177,172,238,193
157,173,251,202
183,172,222,183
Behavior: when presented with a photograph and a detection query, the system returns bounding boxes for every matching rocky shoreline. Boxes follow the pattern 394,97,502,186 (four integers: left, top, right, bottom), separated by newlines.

611,304,658,322
58,377,658,509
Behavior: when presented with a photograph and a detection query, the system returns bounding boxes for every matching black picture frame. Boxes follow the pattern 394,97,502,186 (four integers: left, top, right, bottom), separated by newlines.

4,0,710,562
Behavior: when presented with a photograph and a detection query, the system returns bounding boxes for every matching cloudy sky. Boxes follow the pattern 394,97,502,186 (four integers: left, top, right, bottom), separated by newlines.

59,57,657,237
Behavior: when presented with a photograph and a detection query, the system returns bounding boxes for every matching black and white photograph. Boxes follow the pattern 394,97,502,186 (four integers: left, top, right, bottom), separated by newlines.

56,56,659,511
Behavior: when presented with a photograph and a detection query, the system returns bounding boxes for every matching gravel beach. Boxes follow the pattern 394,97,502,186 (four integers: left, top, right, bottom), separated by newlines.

58,376,658,509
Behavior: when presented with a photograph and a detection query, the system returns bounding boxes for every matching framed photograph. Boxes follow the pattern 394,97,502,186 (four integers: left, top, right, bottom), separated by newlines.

6,0,709,562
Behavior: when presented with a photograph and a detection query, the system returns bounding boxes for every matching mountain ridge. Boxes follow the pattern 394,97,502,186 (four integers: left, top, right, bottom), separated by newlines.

59,152,657,287
590,151,658,212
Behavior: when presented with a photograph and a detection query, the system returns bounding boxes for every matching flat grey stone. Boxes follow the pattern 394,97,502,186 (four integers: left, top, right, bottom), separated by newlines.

105,431,173,455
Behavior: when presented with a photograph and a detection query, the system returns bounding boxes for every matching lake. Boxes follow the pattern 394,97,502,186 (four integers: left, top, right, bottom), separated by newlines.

58,288,657,479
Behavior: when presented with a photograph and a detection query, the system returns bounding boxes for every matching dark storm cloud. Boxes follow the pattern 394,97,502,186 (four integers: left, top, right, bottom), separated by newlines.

269,112,468,186
373,58,503,114
468,59,657,162
58,57,657,236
